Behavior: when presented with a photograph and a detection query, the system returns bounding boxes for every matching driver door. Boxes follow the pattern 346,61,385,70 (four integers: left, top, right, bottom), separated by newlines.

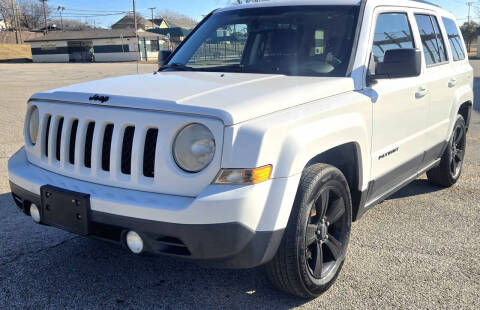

367,9,429,201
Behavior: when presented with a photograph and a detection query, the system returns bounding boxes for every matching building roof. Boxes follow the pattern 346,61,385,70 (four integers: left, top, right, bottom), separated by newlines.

151,18,196,29
150,18,176,28
111,15,160,29
25,29,165,42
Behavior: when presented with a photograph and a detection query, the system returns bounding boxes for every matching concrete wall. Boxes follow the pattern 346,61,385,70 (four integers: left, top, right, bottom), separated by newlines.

30,38,140,63
32,54,70,63
95,52,139,62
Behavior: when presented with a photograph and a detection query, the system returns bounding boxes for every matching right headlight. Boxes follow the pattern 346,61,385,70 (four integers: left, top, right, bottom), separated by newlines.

173,123,216,173
27,105,39,145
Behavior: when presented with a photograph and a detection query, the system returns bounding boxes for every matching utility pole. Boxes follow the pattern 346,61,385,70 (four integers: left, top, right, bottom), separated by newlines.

467,2,474,24
10,0,19,44
133,0,139,71
15,4,22,43
40,0,48,34
148,7,156,29
133,0,137,31
57,6,65,30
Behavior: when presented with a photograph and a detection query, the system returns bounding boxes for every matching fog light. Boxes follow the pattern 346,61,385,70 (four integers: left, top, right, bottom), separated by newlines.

30,204,41,223
126,231,144,254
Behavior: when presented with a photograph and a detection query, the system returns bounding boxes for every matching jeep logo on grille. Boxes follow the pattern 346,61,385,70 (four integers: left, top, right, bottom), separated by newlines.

89,94,110,103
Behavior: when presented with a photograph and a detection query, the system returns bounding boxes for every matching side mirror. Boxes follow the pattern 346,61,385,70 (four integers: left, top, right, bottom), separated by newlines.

158,50,172,68
374,48,422,79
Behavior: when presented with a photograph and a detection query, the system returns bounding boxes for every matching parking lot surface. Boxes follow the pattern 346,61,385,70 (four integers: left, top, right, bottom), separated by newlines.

0,62,479,309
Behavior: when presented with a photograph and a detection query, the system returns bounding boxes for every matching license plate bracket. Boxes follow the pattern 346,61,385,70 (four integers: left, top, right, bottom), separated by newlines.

40,185,91,235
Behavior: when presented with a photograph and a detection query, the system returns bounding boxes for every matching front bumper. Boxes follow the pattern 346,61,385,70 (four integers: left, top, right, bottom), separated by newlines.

8,148,299,268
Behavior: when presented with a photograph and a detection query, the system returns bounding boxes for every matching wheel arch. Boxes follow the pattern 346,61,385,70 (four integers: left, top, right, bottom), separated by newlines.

458,101,473,132
449,85,473,137
303,142,364,221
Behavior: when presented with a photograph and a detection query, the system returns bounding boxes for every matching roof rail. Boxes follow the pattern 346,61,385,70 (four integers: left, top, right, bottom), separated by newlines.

412,0,441,8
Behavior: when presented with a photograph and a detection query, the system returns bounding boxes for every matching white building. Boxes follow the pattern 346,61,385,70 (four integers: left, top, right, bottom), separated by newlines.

26,29,165,63
0,19,9,31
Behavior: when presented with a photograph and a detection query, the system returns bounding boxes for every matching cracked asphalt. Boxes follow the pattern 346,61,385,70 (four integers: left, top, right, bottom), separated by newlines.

0,62,479,309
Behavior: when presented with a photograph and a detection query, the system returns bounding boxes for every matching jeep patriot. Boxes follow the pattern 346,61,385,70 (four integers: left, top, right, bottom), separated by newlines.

8,0,473,297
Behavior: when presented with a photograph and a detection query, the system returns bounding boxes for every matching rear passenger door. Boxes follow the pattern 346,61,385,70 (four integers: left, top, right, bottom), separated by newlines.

368,9,429,201
441,17,472,123
413,13,453,165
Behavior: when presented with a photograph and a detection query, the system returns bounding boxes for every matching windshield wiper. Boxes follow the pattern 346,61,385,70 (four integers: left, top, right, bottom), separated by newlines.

159,63,196,71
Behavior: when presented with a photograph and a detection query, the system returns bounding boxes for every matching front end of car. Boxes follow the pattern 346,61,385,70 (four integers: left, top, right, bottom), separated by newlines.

8,97,288,269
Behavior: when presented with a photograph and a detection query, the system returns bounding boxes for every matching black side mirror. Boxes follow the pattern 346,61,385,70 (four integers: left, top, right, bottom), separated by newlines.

374,48,422,79
158,50,172,68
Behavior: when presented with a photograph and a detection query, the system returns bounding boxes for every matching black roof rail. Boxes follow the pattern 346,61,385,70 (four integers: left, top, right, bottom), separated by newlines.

412,0,441,8
361,0,441,8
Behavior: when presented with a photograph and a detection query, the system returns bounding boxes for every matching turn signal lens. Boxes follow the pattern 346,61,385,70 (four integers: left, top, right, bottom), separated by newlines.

214,165,272,185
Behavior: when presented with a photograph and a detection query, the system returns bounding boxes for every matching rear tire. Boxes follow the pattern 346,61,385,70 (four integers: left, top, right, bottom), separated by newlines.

427,115,467,187
266,164,352,298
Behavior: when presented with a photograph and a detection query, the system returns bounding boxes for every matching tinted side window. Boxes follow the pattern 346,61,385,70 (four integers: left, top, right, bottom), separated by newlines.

442,17,466,61
415,14,448,65
372,13,415,64
430,16,448,62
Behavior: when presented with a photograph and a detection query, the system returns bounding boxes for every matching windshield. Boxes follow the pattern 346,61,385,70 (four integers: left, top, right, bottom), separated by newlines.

166,6,360,77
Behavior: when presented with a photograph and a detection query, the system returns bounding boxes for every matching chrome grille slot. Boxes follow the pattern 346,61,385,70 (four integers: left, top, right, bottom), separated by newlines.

143,128,158,178
102,124,114,172
121,126,135,175
69,120,78,165
84,122,95,168
44,115,51,157
55,117,64,161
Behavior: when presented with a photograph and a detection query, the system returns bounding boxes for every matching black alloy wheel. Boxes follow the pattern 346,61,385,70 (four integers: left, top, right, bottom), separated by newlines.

266,164,352,298
449,121,466,179
427,115,467,187
305,186,348,280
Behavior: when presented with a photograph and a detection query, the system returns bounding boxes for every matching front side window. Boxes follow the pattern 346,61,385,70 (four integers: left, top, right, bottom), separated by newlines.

442,17,466,61
372,13,415,64
166,6,360,77
415,14,448,66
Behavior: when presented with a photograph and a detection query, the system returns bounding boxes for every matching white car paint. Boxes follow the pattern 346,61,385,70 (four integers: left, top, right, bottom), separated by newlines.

33,73,355,125
8,0,474,234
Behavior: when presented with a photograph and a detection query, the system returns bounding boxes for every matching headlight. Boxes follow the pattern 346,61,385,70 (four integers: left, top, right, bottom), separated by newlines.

173,123,215,173
27,106,40,145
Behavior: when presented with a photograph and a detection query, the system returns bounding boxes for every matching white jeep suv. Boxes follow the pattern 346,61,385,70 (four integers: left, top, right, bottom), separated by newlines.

8,0,473,298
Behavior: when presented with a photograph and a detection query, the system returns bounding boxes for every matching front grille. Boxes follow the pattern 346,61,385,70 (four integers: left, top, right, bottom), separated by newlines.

26,101,222,197
41,115,161,179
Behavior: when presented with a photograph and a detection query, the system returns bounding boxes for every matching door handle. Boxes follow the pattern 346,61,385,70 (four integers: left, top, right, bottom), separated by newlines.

415,87,429,99
448,78,457,88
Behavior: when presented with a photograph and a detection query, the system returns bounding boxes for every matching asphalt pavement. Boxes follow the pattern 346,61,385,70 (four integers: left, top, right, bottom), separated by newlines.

0,62,478,309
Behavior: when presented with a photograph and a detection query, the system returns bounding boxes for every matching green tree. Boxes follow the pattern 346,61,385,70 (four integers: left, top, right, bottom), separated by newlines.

460,21,479,52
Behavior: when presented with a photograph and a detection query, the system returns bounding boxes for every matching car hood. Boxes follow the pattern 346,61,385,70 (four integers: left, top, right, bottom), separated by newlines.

31,72,355,125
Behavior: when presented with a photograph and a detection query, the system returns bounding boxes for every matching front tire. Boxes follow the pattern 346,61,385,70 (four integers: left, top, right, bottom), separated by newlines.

266,164,352,298
427,115,467,187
